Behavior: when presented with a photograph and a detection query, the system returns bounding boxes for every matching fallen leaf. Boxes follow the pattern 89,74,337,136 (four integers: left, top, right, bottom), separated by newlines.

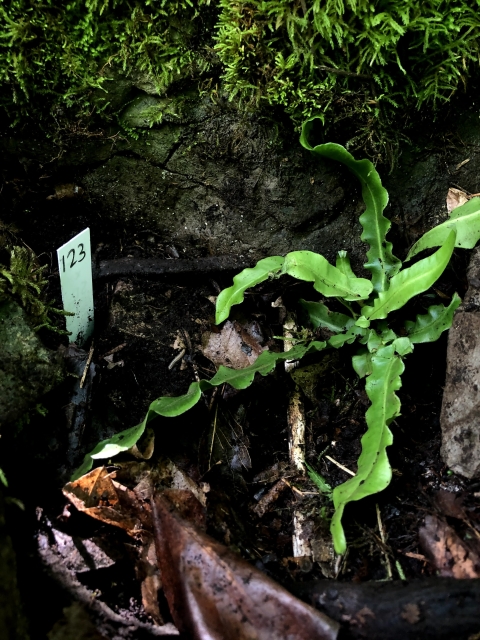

419,514,480,578
63,466,152,539
48,528,122,573
433,488,467,521
401,603,421,624
128,427,155,460
63,463,207,625
446,187,469,213
151,493,339,640
46,183,84,200
201,320,265,369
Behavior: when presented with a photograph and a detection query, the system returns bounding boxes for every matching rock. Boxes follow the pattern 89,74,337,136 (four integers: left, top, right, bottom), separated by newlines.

81,90,365,267
0,299,65,426
0,490,29,640
440,247,480,478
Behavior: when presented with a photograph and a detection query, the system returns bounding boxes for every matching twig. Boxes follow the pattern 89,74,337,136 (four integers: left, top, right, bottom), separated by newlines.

93,255,254,281
376,503,393,579
168,348,185,370
208,403,219,470
288,389,306,472
79,341,95,389
325,455,355,476
100,342,127,359
284,313,312,559
252,479,289,517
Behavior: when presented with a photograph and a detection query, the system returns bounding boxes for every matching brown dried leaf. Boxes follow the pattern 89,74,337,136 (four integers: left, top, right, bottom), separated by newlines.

419,514,480,578
63,465,207,625
63,467,152,539
201,320,264,369
446,188,469,213
127,427,155,460
151,493,339,640
47,183,84,200
433,489,467,521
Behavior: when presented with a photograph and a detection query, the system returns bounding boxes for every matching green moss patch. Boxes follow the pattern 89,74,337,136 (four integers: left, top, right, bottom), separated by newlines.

1,1,480,161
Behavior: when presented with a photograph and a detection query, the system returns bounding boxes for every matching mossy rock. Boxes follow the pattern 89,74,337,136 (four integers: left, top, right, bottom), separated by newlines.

0,300,65,426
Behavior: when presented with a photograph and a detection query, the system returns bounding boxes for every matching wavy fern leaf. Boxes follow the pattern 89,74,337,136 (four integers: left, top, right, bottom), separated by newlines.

330,344,403,554
300,299,354,332
406,197,480,260
300,117,401,292
405,293,462,343
361,230,456,321
71,341,326,480
336,250,357,279
283,251,373,301
215,256,284,324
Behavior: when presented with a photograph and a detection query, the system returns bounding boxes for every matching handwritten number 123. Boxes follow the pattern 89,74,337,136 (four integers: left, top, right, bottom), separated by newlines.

61,243,86,272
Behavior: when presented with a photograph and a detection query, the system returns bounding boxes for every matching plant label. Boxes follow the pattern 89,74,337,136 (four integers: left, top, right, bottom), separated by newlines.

57,228,94,345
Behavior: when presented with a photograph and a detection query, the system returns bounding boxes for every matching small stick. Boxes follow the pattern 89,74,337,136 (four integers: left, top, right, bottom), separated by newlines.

288,389,306,473
252,479,289,518
168,348,185,370
325,455,355,476
376,503,393,579
208,403,219,470
79,341,95,389
101,342,127,359
284,313,312,559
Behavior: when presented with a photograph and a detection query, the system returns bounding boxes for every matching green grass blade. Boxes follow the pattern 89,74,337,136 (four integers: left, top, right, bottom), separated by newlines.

362,230,456,322
215,256,285,324
0,468,8,487
300,299,354,332
406,197,480,260
330,345,404,554
300,117,401,292
405,293,462,343
72,342,327,480
305,461,332,498
283,251,373,301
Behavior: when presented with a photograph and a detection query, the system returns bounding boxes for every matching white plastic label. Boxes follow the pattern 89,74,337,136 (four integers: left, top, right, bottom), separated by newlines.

57,228,94,345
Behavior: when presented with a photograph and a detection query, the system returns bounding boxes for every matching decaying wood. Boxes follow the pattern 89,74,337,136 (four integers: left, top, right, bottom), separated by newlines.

284,312,314,561
60,344,96,477
296,578,480,639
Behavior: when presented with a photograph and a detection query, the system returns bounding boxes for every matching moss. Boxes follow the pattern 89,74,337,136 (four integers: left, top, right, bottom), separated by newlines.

1,1,480,162
0,0,215,126
214,0,480,163
0,245,71,334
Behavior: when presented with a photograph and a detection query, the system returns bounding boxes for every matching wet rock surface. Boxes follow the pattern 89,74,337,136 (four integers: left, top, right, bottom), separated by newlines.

81,93,362,266
441,247,480,478
0,299,65,426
